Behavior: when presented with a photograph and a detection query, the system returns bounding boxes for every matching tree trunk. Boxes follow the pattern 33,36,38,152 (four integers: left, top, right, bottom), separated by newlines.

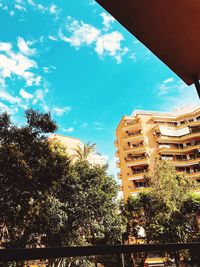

67,258,73,267
174,250,181,267
131,253,137,267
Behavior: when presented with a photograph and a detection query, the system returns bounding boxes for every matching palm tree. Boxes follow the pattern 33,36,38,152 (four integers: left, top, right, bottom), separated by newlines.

72,142,96,160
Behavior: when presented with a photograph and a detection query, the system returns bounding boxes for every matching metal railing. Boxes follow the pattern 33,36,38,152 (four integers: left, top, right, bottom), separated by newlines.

0,243,200,262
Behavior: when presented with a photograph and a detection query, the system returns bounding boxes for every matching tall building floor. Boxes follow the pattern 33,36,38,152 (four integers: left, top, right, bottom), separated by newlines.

115,106,200,199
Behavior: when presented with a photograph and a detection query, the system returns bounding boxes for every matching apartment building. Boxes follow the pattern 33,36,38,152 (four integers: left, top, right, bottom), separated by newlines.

115,106,200,199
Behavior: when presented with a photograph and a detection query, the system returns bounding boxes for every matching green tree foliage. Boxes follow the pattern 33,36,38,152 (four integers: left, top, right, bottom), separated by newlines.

0,109,125,267
27,160,125,267
124,160,200,265
0,109,70,248
124,160,199,243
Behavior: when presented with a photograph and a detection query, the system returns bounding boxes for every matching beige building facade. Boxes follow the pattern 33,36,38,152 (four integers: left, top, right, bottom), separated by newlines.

115,106,200,199
49,134,107,166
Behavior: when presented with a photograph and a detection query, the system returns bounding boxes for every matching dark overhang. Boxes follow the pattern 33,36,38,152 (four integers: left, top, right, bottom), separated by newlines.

96,0,200,88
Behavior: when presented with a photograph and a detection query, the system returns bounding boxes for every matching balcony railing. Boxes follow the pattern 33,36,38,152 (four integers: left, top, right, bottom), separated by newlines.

159,141,200,149
123,132,143,141
156,120,200,129
126,156,147,162
127,131,142,137
0,243,200,265
163,155,200,162
123,125,142,134
124,143,145,151
126,158,149,167
157,131,200,142
163,157,200,167
130,169,148,176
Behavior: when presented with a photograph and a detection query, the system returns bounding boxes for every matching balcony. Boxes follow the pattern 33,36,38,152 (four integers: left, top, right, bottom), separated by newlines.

129,186,149,194
163,156,200,167
188,171,200,179
157,131,200,142
122,122,141,131
126,156,149,167
155,120,200,129
128,169,148,180
123,131,143,142
123,119,138,127
124,143,146,153
159,142,200,154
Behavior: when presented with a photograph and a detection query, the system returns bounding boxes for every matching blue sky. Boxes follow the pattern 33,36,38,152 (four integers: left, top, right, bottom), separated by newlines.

0,0,199,177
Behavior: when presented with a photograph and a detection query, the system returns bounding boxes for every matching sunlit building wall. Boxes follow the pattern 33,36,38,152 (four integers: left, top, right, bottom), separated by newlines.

115,106,200,199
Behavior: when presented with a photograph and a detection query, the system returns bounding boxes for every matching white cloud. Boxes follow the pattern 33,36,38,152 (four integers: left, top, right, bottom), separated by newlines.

62,127,74,133
0,42,12,52
0,102,18,114
48,35,58,41
100,12,115,30
0,40,41,86
157,79,200,110
27,0,61,17
17,37,36,56
49,4,60,18
43,67,49,73
163,77,174,84
0,90,21,104
27,0,45,12
93,121,105,131
88,0,96,5
14,4,26,12
0,38,55,115
20,88,33,99
95,31,128,63
59,19,100,47
49,4,56,14
53,106,71,116
0,77,6,89
0,78,21,105
158,77,175,95
33,89,49,112
34,89,44,100
59,17,128,63
130,52,137,61
15,0,23,3
0,0,61,18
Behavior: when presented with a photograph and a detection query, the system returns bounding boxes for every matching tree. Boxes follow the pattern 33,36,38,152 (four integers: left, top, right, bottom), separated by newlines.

55,160,125,266
0,109,70,248
27,160,125,267
0,109,125,267
72,142,96,160
124,160,200,266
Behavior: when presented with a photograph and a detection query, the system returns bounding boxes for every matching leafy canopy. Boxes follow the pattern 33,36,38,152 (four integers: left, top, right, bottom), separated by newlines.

124,160,200,244
0,109,69,247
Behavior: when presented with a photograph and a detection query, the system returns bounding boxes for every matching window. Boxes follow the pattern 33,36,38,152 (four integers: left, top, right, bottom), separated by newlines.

134,181,148,189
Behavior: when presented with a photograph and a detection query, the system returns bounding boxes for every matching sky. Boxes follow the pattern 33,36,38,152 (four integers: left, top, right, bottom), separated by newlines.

0,0,199,178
